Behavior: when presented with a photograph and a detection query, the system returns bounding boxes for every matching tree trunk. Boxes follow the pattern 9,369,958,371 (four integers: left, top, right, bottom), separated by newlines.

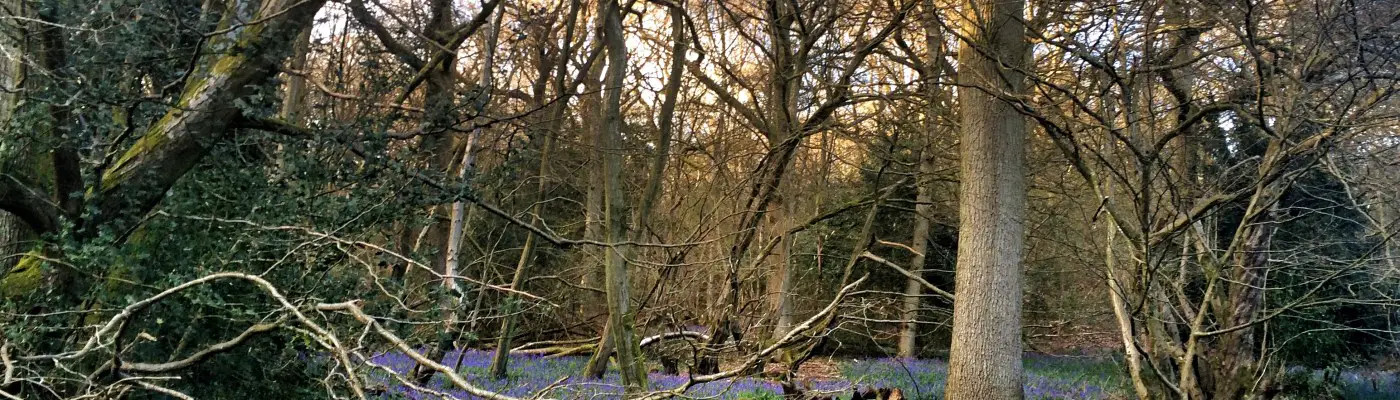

1206,198,1279,399
898,148,936,359
701,0,804,373
597,0,645,390
769,198,796,342
412,0,472,384
441,1,502,354
578,1,688,377
899,0,947,359
0,3,29,273
578,4,613,377
488,226,537,378
273,25,312,181
944,0,1029,398
1105,190,1153,400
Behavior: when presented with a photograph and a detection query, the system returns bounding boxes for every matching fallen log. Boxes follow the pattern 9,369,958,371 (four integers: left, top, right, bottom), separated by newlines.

506,331,712,358
510,337,597,353
639,331,711,347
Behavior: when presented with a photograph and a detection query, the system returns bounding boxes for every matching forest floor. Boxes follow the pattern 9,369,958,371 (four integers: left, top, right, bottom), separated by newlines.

360,350,1400,399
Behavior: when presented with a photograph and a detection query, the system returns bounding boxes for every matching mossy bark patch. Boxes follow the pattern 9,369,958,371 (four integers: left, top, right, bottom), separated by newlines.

1,248,45,298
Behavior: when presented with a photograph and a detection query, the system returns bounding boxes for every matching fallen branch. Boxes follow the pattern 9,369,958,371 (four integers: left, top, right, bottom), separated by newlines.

860,252,955,302
120,316,287,373
510,331,711,358
509,337,596,353
639,331,711,348
18,272,368,399
158,212,554,306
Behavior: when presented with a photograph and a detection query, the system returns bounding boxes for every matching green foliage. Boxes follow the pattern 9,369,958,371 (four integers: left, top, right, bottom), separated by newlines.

1266,168,1392,368
1279,367,1346,400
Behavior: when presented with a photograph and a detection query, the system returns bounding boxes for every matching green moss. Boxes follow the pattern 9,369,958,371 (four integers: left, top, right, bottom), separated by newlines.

209,54,244,76
98,49,253,193
1,249,45,298
102,114,175,191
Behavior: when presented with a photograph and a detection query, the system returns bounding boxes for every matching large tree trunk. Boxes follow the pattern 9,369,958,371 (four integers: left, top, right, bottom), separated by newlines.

1204,199,1279,399
578,3,614,379
944,0,1029,398
0,1,29,274
597,0,645,390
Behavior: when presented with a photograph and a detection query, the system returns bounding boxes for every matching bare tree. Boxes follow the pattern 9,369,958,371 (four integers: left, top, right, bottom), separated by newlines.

1021,0,1400,397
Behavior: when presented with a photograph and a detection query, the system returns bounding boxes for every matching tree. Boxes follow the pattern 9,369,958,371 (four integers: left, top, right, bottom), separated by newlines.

897,0,953,359
597,0,647,390
944,0,1029,398
0,0,326,302
0,0,30,274
344,0,503,383
4,0,1399,399
0,0,329,396
686,0,912,373
1023,0,1400,397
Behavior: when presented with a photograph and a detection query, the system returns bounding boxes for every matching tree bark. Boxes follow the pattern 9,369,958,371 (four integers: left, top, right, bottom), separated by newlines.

0,0,30,273
768,196,796,342
898,0,947,359
1105,192,1153,400
578,1,614,378
597,0,646,390
409,0,463,384
945,0,1029,398
898,148,935,359
273,25,312,181
441,2,502,359
1205,196,1279,399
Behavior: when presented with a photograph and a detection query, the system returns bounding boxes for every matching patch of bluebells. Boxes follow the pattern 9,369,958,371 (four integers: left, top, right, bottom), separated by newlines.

1281,366,1400,400
1334,370,1400,400
360,351,1400,399
838,355,1121,400
365,349,797,399
366,350,1142,399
